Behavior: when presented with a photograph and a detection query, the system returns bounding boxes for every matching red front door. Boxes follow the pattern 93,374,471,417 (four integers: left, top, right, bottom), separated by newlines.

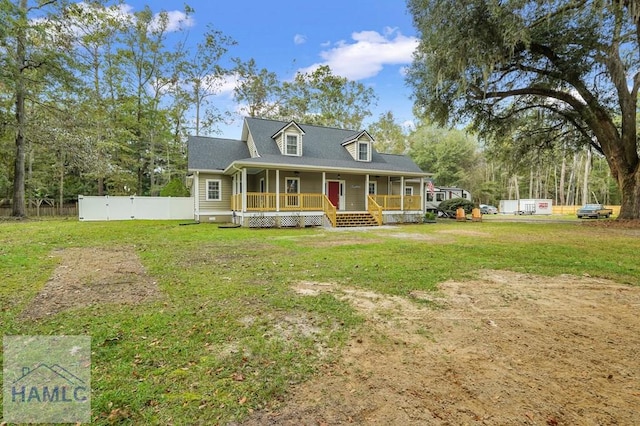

328,181,340,208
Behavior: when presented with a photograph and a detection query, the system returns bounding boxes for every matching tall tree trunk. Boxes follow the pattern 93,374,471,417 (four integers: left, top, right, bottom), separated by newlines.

566,153,578,205
614,164,640,220
559,156,566,206
11,0,28,217
582,148,591,204
59,166,64,214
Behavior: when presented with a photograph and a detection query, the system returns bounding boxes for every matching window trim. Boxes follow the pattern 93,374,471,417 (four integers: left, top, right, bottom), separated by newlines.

205,179,222,201
368,181,377,195
285,177,300,194
284,133,301,156
357,141,370,162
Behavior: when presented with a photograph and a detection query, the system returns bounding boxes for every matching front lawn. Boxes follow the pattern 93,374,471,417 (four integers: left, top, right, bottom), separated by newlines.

1,219,637,424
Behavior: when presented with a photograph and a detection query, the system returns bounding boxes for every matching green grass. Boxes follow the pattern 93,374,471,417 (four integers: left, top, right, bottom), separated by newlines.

1,219,638,424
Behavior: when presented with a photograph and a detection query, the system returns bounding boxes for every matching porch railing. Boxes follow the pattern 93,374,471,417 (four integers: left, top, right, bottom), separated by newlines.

367,195,383,225
323,195,337,227
234,193,326,211
232,193,421,213
371,195,421,210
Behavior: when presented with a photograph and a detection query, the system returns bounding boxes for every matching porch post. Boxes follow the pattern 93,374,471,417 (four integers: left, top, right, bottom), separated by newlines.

231,173,236,210
242,168,247,212
365,174,370,210
322,172,326,196
400,176,405,210
194,171,200,221
275,169,280,211
420,177,425,212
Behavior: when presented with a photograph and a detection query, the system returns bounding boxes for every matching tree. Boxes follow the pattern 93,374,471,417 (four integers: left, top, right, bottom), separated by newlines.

179,24,236,136
278,65,378,129
407,0,640,219
368,111,408,154
232,58,282,119
409,123,480,189
1,0,79,216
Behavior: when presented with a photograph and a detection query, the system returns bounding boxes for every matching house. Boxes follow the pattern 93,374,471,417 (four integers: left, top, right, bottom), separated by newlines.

187,117,431,227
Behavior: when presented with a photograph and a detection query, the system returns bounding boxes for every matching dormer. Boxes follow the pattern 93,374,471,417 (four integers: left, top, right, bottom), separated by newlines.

341,130,373,162
271,121,305,157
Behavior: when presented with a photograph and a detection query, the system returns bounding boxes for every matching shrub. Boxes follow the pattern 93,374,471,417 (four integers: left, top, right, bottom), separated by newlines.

438,198,475,214
160,178,190,197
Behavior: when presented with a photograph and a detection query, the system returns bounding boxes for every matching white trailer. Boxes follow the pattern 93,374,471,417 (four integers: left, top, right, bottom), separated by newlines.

425,186,472,211
499,199,553,215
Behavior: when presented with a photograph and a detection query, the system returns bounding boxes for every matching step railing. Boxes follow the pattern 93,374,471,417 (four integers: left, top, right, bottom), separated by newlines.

367,196,383,225
323,195,337,227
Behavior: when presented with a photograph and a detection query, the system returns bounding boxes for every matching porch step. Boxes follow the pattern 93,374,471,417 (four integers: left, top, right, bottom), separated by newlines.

335,212,379,227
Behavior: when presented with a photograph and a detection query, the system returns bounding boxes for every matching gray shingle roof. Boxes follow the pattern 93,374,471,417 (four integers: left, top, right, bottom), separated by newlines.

188,136,249,171
188,117,427,175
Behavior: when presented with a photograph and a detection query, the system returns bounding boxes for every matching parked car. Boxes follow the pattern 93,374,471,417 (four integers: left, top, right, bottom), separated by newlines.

576,204,613,219
479,204,498,214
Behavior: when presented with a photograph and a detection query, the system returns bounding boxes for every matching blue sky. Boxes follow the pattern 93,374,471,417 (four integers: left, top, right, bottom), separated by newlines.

125,1,419,138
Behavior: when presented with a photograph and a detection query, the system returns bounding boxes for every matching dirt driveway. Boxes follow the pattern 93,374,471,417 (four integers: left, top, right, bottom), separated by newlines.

241,270,640,425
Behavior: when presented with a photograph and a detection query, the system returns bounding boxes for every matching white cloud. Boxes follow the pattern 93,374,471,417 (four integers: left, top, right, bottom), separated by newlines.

150,10,195,33
294,34,307,45
299,28,419,81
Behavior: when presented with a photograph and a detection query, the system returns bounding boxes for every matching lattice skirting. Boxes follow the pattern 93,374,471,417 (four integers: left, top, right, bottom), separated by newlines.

383,213,421,224
247,214,324,228
279,215,300,227
304,215,323,227
248,216,277,228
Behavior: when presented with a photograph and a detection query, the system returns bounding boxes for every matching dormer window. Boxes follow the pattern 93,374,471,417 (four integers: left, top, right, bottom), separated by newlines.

285,133,300,156
272,121,305,156
358,142,370,162
342,130,373,162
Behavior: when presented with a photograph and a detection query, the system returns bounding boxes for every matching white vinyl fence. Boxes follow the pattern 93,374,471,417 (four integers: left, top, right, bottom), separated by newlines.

78,196,194,221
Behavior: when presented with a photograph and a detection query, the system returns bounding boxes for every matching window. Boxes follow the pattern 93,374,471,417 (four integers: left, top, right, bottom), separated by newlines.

285,134,300,156
368,181,377,195
436,192,445,202
426,193,434,202
285,177,300,207
285,177,299,194
405,186,414,196
206,179,221,201
358,142,370,161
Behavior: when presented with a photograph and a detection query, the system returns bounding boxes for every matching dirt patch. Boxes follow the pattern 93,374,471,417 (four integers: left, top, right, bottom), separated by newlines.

240,271,640,425
21,247,162,320
435,229,492,238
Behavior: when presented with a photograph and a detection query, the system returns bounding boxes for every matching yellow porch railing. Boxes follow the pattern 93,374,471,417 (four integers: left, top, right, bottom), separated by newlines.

231,193,241,210
367,195,383,225
370,195,421,210
279,193,324,211
235,193,326,211
233,193,421,215
323,195,337,227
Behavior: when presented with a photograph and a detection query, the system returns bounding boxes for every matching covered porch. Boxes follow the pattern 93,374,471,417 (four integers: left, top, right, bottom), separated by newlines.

229,167,425,227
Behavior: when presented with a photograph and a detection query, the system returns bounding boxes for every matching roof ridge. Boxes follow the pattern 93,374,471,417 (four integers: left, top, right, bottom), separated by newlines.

245,116,358,133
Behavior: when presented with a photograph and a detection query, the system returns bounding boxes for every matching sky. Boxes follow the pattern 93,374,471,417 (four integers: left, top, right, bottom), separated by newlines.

125,0,420,138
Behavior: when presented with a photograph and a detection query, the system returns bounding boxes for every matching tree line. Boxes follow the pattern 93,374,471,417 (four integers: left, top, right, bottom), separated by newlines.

0,1,631,217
